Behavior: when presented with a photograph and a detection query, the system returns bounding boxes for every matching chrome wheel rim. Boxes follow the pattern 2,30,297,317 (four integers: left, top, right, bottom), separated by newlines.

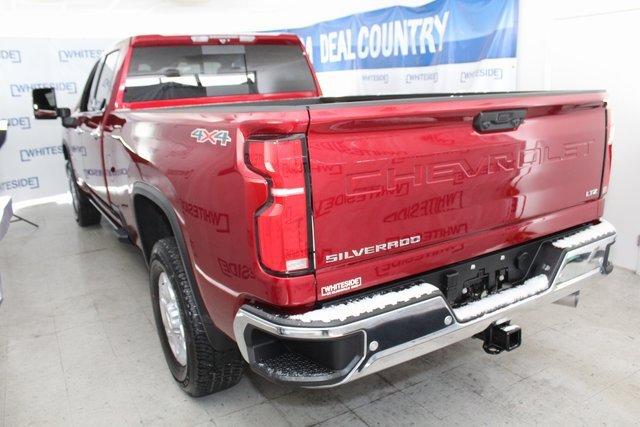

158,272,187,366
66,163,79,214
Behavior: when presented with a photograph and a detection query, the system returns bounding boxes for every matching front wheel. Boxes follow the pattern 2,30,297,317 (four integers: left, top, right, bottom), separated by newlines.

66,160,100,226
149,237,244,396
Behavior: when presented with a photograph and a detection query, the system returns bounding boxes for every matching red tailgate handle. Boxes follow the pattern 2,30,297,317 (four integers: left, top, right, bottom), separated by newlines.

473,109,526,133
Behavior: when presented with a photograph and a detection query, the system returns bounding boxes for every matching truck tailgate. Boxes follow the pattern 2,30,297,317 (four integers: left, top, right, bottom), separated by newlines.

306,92,606,298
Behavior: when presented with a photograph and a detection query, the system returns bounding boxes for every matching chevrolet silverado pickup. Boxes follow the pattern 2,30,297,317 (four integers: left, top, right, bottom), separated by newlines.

32,34,616,396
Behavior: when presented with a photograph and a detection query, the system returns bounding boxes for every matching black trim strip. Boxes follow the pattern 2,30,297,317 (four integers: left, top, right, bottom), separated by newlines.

116,90,605,114
86,193,123,228
310,90,606,110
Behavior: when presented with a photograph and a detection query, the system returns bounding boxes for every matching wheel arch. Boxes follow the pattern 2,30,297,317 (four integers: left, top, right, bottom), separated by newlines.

131,182,236,351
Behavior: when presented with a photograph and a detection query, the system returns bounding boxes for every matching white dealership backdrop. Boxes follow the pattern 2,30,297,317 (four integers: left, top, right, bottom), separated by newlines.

0,38,116,203
516,0,640,273
0,0,638,272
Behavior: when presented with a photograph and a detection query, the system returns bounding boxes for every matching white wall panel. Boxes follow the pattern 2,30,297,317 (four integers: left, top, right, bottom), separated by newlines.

0,38,117,203
516,0,640,272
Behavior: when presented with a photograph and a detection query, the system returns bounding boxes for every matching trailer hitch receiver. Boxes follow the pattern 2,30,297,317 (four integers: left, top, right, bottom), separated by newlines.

475,320,522,355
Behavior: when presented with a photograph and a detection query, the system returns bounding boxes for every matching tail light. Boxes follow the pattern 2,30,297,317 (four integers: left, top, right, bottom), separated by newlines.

606,104,615,146
246,134,313,275
602,104,614,196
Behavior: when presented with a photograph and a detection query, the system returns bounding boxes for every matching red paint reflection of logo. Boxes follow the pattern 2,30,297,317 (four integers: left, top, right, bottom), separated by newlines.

218,258,255,280
180,199,230,233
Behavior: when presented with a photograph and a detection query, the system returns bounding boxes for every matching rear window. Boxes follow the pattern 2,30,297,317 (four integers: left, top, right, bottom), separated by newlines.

123,44,316,102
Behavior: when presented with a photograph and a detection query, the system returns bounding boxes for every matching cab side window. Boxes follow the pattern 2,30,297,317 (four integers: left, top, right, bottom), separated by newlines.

78,61,99,112
89,50,120,111
87,57,103,111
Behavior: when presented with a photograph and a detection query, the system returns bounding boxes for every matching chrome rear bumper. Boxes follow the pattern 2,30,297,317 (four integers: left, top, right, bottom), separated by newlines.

233,221,616,387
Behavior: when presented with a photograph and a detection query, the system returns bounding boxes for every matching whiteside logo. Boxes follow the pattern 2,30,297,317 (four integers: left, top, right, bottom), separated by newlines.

325,235,421,263
321,277,362,297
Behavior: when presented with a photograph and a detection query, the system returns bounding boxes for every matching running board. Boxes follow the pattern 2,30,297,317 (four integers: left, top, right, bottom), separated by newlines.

87,198,130,243
110,224,131,243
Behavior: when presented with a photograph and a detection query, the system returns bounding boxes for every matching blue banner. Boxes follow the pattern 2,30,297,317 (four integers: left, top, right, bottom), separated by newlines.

280,0,518,73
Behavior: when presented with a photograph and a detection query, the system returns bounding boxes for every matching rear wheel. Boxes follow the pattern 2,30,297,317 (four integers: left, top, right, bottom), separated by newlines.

66,160,100,226
149,237,244,396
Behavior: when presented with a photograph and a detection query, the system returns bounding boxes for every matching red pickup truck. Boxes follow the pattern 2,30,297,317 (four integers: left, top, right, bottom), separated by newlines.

32,34,616,396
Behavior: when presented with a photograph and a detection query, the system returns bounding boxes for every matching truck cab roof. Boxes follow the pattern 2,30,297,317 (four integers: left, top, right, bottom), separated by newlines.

127,33,303,47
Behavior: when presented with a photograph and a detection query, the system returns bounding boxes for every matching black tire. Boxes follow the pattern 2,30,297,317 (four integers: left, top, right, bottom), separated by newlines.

66,160,100,227
149,237,244,397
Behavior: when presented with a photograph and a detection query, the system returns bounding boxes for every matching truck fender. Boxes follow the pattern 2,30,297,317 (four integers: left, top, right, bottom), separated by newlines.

131,181,236,351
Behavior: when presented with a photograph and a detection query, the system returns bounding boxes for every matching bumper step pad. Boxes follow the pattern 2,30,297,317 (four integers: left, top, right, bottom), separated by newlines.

257,353,338,381
454,274,549,322
553,219,616,249
287,282,439,324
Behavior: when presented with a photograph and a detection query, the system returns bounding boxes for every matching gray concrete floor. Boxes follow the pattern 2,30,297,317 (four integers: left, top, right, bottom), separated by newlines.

0,203,639,426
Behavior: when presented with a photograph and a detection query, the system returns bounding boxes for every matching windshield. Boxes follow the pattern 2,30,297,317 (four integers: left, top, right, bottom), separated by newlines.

124,44,316,102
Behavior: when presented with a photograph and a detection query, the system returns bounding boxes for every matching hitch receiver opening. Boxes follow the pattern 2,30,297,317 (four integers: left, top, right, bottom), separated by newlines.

475,320,522,355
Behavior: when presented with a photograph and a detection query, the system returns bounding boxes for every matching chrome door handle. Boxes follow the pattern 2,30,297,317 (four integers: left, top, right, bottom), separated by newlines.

90,129,101,139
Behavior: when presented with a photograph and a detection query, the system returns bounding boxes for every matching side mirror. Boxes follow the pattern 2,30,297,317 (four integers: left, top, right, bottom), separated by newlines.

57,108,71,118
0,119,7,149
61,115,78,128
54,108,77,128
32,88,59,119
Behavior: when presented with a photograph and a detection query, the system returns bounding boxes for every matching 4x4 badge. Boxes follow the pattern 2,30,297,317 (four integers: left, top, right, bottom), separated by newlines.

190,128,232,146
